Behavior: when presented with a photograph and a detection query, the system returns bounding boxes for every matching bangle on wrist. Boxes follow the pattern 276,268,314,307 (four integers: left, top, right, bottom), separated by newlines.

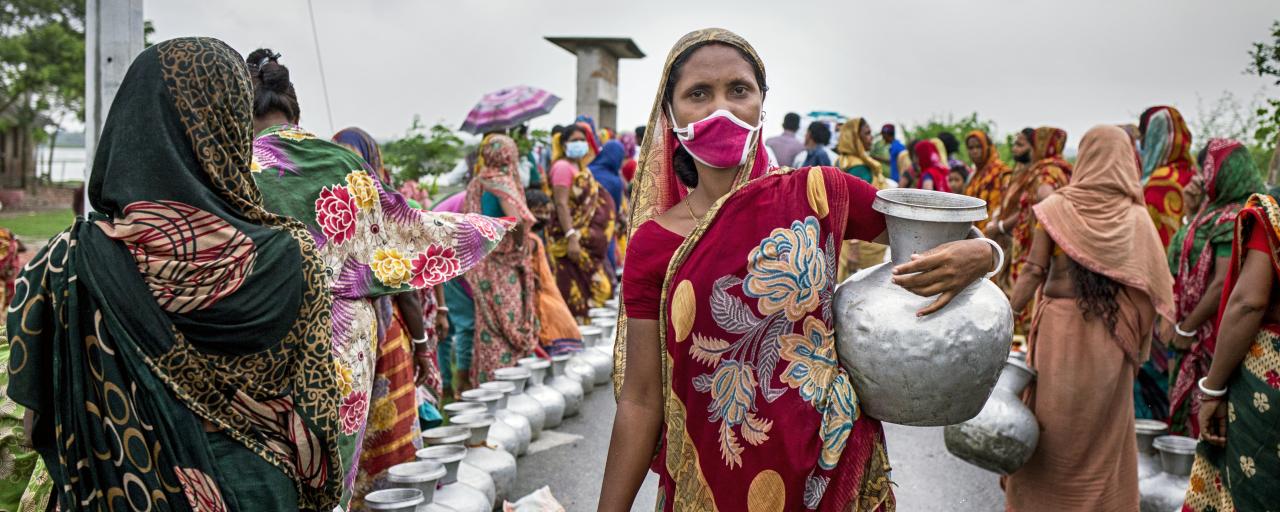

1198,377,1227,398
967,230,1005,279
997,220,1007,236
411,336,429,346
436,306,449,312
1174,323,1197,338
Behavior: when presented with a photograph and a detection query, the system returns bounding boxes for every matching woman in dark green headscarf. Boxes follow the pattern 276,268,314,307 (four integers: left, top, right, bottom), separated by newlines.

7,37,343,511
1166,139,1267,437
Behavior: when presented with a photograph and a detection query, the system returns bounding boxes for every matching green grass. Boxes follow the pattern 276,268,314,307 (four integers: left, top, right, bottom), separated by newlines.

0,210,75,240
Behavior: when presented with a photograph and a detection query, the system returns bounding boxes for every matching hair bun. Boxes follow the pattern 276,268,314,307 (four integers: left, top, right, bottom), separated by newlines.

259,62,291,93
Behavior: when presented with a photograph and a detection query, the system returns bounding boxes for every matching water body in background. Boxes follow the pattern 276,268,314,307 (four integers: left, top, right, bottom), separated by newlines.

33,146,87,183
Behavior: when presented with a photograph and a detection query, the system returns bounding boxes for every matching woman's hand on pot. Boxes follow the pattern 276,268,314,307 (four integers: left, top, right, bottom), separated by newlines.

892,239,994,316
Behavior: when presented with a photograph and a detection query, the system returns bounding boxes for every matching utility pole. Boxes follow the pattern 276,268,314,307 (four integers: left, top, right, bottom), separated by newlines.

84,0,144,215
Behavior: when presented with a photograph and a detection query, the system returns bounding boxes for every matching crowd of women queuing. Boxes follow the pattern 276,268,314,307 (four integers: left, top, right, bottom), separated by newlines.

0,38,629,512
761,107,1276,510
0,28,1275,512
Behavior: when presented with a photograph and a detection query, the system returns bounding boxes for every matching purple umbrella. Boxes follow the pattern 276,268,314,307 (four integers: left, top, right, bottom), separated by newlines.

460,86,561,134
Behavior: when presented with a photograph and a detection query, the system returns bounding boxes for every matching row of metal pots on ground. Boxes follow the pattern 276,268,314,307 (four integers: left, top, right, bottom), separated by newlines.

943,351,1197,512
363,305,619,512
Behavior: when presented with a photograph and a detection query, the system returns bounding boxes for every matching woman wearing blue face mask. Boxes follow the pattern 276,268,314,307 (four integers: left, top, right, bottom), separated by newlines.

547,122,618,318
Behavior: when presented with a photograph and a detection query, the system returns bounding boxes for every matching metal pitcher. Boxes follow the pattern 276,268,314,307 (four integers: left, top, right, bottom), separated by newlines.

834,188,1013,426
944,355,1039,474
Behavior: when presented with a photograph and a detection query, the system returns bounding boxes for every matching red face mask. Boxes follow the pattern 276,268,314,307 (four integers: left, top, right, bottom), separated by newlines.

670,108,762,169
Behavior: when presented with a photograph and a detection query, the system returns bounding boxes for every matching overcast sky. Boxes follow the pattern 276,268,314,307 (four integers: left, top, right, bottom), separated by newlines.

146,0,1279,151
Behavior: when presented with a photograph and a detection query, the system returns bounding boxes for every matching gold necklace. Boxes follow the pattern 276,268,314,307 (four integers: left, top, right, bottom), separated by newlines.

684,196,704,223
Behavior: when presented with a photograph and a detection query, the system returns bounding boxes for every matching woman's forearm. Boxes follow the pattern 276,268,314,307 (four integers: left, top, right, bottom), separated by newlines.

1010,227,1051,313
553,186,574,233
1206,302,1265,390
597,398,663,511
1182,256,1231,330
498,196,529,242
1205,250,1273,389
393,292,426,341
1010,265,1044,314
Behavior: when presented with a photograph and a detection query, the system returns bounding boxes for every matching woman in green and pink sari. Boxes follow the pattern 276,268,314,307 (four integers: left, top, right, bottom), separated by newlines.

245,49,511,509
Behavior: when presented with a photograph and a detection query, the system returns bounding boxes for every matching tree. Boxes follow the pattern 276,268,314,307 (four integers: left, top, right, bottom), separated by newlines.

1248,20,1280,149
1193,90,1273,179
382,116,467,183
0,0,85,188
903,113,999,164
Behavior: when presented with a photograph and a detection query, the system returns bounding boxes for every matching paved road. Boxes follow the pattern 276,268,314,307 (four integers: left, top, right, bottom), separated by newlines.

508,381,1005,511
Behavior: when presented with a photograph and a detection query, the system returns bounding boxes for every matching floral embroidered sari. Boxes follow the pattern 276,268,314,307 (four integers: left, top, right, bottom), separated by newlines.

1167,139,1265,437
463,135,540,381
963,130,1011,232
1140,106,1195,248
618,28,893,511
252,123,511,509
1182,193,1280,512
330,127,436,507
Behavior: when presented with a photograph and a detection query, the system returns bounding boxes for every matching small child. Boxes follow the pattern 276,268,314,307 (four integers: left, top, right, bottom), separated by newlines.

525,189,552,234
948,167,970,195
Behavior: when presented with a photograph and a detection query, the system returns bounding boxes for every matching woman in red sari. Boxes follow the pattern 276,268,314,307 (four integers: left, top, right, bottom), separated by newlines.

598,28,1000,511
912,140,951,192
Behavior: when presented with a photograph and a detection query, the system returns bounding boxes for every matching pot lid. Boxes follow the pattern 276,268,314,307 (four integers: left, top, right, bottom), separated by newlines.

442,401,486,414
365,488,425,509
460,389,502,402
551,354,572,362
1153,435,1197,455
1134,419,1169,435
872,188,987,223
493,367,531,380
422,426,470,445
519,358,550,369
451,412,496,428
480,381,515,394
417,444,468,463
387,461,447,484
578,325,604,335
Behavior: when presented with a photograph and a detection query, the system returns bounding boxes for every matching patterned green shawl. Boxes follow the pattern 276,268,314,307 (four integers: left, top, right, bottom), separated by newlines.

7,38,342,511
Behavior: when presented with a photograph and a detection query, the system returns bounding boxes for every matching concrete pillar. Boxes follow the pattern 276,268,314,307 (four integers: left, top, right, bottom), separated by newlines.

546,37,644,131
85,0,144,214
